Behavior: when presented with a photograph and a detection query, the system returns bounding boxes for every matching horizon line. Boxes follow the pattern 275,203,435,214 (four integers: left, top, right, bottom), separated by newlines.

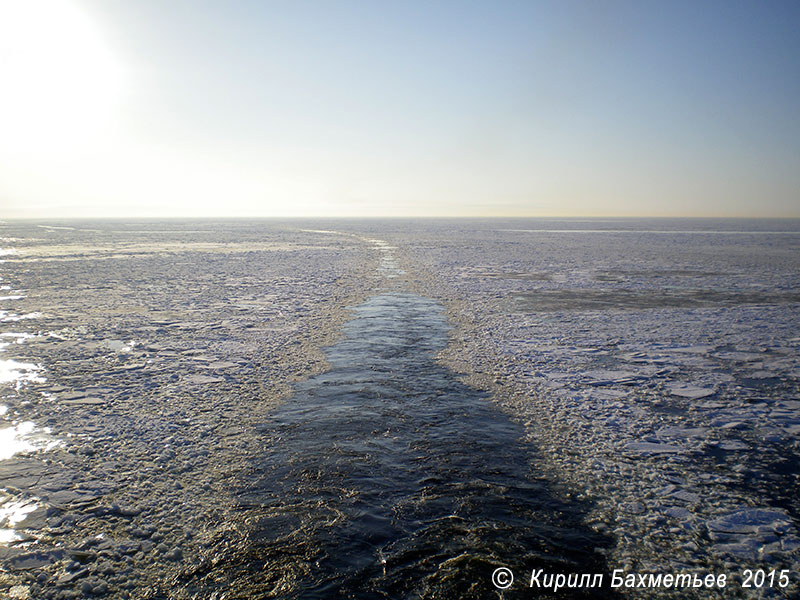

3,215,800,221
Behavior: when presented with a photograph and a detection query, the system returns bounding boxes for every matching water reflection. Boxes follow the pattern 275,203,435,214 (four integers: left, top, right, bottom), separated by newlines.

0,359,43,387
0,319,58,547
0,497,39,544
0,417,60,460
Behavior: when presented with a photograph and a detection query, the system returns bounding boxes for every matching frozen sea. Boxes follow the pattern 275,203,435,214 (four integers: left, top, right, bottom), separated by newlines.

0,218,798,599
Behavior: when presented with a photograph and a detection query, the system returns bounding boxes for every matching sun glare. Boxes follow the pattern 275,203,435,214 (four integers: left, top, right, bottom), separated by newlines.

0,0,125,157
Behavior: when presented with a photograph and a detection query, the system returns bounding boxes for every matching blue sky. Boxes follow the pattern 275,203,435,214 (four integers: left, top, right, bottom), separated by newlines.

1,0,798,217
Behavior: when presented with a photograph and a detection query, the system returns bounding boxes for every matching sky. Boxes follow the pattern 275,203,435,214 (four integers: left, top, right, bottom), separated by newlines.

0,0,798,218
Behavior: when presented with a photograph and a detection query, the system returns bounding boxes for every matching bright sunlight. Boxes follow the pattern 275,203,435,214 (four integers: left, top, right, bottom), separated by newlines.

0,0,125,158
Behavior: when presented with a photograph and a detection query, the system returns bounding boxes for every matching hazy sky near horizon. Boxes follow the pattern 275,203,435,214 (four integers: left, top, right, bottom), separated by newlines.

1,0,798,218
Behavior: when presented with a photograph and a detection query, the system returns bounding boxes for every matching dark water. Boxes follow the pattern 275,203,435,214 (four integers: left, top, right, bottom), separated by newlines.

198,293,614,598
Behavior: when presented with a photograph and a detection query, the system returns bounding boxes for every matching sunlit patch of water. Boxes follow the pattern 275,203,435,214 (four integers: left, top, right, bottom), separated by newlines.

0,414,58,545
364,238,405,278
0,418,61,460
0,497,40,544
0,277,61,546
0,334,35,355
100,339,138,353
0,402,60,545
0,359,44,387
36,225,76,231
0,311,42,322
0,333,36,342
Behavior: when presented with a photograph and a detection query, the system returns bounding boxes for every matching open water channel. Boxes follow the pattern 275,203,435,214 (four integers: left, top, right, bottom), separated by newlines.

212,291,616,598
